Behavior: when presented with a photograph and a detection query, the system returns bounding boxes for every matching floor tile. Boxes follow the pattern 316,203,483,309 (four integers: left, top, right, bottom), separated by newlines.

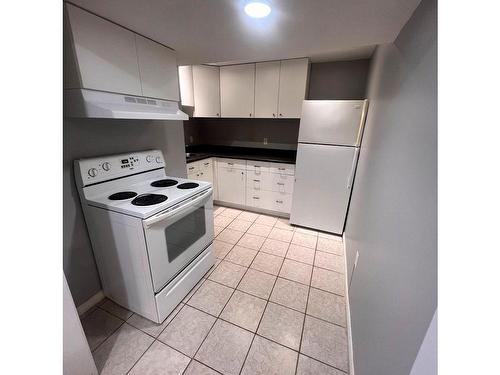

270,278,309,312
225,245,258,267
301,316,348,372
214,225,224,237
213,206,226,216
227,219,253,232
158,305,216,357
216,228,245,245
274,218,295,231
183,278,206,303
311,267,345,296
241,336,298,375
318,232,342,240
314,252,345,274
93,323,154,375
255,214,278,227
268,227,294,242
260,238,290,257
205,260,221,278
247,223,273,237
81,308,123,351
251,251,284,275
127,303,182,338
128,340,190,375
218,207,242,218
316,237,344,256
286,244,315,265
214,214,234,228
195,319,254,375
99,298,133,320
279,259,312,285
184,360,220,375
296,354,344,375
220,290,267,332
237,211,259,222
292,232,318,249
307,288,346,327
257,302,304,351
295,227,319,236
187,279,234,316
237,268,277,299
208,260,247,288
213,240,234,259
237,233,266,250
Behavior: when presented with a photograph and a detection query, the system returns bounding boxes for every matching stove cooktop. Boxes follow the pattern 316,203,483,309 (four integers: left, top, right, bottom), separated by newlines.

108,191,138,200
150,179,178,187
131,194,168,206
177,182,199,190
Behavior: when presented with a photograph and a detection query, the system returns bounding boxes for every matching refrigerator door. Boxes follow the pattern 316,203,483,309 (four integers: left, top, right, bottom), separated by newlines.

298,100,368,146
290,143,359,234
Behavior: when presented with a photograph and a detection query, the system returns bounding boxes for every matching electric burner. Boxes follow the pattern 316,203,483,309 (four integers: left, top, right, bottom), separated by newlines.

131,193,168,206
177,182,199,190
151,179,178,187
108,191,138,200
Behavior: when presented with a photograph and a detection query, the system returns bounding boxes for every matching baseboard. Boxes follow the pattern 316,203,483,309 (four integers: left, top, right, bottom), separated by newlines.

213,200,290,219
77,290,105,316
343,233,355,375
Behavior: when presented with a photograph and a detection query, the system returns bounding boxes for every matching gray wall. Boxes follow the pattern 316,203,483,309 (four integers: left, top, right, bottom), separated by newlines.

184,59,371,148
63,118,187,305
344,0,437,374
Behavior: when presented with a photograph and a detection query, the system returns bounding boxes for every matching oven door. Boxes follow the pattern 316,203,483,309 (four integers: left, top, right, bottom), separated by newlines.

143,188,214,293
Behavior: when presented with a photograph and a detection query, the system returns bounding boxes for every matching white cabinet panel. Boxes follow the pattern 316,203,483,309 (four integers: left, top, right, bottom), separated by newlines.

199,159,214,183
269,162,295,176
192,65,221,117
178,66,194,106
217,158,246,170
246,172,272,192
220,64,255,118
217,166,246,205
270,192,293,213
278,58,309,118
135,35,179,100
255,61,280,118
271,173,294,194
246,160,270,173
246,189,271,209
65,4,142,95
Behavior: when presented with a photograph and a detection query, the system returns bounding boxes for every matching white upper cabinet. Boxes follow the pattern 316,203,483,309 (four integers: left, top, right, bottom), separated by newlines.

135,35,179,100
65,4,142,96
278,58,310,118
220,64,255,118
178,66,194,107
255,61,280,118
192,65,221,117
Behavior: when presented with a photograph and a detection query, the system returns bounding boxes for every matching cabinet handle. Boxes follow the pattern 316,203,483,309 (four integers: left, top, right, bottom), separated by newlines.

277,182,285,186
253,196,260,200
188,167,195,170
216,113,220,117
249,113,252,117
228,162,234,165
279,113,283,117
200,172,204,176
272,113,275,117
204,162,210,166
276,200,283,204
253,179,260,182
278,167,285,171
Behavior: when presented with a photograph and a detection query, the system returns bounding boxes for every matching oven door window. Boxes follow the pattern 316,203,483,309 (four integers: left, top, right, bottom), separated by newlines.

165,206,206,262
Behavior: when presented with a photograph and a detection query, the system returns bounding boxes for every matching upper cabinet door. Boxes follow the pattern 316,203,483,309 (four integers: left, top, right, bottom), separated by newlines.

278,58,310,118
65,4,142,96
178,66,194,107
255,61,280,118
135,35,179,100
220,64,255,118
192,65,221,117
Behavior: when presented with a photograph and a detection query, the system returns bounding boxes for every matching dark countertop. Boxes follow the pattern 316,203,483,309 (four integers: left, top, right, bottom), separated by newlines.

185,145,296,164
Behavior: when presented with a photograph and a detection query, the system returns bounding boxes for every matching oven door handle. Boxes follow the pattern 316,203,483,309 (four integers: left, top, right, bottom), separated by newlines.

143,188,212,228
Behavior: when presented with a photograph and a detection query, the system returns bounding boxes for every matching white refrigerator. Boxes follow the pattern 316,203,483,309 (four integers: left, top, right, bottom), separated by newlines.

290,100,369,234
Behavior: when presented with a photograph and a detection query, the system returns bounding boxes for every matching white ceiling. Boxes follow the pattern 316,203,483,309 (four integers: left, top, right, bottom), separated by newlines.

70,0,421,65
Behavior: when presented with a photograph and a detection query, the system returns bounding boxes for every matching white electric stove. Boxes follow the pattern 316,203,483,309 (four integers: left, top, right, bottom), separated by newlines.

74,149,215,323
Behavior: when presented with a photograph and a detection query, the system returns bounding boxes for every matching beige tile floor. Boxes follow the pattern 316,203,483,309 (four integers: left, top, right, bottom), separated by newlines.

80,205,349,375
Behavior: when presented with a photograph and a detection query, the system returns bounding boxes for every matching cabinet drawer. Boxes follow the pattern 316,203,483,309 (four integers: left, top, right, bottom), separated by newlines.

271,173,294,194
187,161,200,174
199,158,213,170
246,160,270,173
269,162,295,176
270,191,293,213
217,158,246,170
246,189,271,209
246,172,272,191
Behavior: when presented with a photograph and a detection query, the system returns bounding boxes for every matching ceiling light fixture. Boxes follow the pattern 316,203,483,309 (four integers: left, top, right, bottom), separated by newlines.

244,2,271,18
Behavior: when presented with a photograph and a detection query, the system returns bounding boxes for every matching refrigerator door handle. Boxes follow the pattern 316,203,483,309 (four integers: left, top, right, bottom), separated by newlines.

347,148,360,190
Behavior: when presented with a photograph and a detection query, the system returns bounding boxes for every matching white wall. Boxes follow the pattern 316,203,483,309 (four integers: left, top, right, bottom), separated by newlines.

344,0,437,373
63,118,187,305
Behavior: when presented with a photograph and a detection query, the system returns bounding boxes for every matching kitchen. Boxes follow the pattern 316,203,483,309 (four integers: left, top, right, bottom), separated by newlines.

21,0,440,374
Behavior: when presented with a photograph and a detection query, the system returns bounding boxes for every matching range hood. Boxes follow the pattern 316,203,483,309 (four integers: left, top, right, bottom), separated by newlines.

64,89,189,121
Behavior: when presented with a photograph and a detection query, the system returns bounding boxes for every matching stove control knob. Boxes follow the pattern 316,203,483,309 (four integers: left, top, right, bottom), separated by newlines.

88,168,98,178
102,162,111,171
146,155,153,162
156,157,162,163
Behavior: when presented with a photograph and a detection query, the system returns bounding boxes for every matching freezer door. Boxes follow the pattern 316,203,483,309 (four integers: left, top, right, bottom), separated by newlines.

298,100,368,146
290,144,359,234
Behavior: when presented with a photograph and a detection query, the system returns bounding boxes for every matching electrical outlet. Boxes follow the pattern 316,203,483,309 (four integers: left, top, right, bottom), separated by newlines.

263,137,268,145
354,250,360,269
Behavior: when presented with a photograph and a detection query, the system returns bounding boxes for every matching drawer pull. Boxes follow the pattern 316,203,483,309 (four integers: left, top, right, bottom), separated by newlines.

253,196,260,200
253,179,260,182
188,167,195,170
278,168,286,170
276,200,283,204
204,162,210,166
277,182,285,186
228,162,234,165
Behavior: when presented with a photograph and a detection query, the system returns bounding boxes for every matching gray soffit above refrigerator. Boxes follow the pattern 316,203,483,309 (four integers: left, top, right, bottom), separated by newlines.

64,89,189,121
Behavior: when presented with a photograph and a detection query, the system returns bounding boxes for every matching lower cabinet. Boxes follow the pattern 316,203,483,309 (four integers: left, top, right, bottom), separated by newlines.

187,157,295,214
